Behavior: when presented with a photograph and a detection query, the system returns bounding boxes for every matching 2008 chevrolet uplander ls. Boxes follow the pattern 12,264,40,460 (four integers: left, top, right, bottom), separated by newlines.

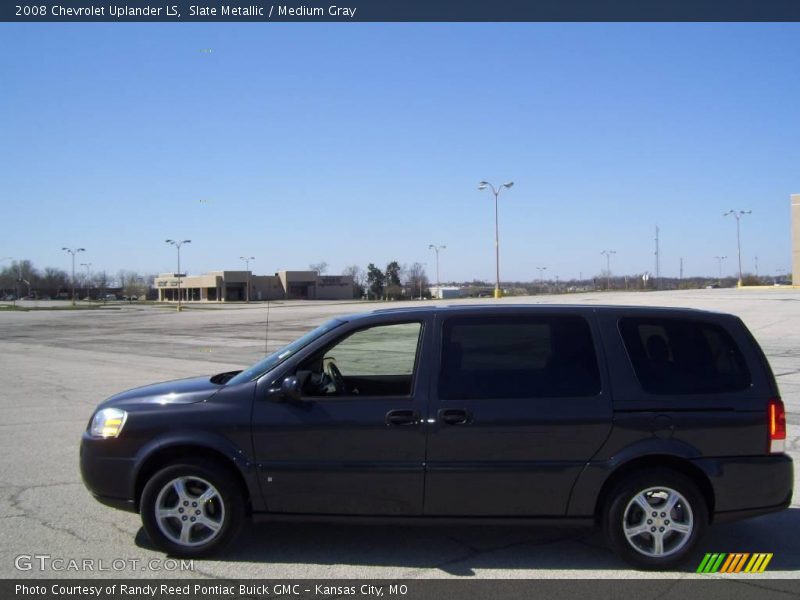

80,305,793,569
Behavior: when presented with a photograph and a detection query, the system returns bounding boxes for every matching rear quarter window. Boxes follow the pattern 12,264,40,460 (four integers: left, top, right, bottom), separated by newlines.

618,317,751,395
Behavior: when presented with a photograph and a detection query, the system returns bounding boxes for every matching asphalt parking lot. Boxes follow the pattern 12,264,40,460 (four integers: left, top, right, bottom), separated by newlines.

0,288,798,581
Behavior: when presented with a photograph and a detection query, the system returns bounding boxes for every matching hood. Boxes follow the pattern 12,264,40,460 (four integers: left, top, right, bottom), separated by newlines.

97,374,228,409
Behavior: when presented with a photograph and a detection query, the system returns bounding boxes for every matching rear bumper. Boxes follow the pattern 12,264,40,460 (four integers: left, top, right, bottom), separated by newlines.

691,453,793,519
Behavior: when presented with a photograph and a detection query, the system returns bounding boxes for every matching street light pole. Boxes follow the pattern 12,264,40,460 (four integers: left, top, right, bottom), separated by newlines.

61,247,85,306
723,209,751,287
80,263,92,300
478,180,514,299
536,266,548,292
714,255,727,285
428,245,446,299
600,250,616,291
240,256,255,302
166,239,191,311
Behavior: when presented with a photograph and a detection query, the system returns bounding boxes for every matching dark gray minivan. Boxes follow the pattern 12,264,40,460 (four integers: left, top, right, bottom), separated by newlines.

80,305,792,569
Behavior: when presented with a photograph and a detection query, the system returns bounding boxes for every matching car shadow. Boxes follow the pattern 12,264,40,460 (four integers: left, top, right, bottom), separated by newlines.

134,508,800,575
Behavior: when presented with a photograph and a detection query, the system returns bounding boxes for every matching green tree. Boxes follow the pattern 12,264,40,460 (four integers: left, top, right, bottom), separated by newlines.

385,261,403,300
366,263,385,299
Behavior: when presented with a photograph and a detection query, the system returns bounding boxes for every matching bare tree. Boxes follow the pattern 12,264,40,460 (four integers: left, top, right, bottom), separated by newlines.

117,270,148,300
309,261,329,275
342,265,364,298
404,262,429,299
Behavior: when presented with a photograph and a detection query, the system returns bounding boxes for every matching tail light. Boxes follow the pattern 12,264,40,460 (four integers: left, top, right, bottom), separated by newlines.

768,397,786,454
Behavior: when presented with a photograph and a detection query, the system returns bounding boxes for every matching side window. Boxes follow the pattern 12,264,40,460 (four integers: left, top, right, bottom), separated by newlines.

439,315,601,400
299,322,422,398
325,322,421,377
618,318,751,395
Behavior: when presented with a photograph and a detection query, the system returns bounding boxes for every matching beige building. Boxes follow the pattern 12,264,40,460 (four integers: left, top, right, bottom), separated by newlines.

155,270,353,302
793,194,800,286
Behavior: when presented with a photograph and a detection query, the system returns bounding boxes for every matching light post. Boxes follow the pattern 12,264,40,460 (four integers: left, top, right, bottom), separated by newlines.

723,209,751,287
61,247,85,306
80,263,92,299
428,245,445,299
240,256,255,302
536,267,548,293
165,239,191,311
478,180,514,298
600,250,616,291
714,255,727,286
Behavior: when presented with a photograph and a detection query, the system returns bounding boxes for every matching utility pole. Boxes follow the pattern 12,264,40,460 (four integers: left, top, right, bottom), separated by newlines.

679,257,683,282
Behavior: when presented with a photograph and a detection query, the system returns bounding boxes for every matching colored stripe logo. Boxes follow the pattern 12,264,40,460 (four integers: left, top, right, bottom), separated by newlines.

697,553,773,573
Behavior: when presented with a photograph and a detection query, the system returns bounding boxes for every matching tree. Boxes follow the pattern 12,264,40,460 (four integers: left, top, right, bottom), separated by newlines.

366,263,385,299
309,261,329,275
342,265,365,298
404,262,429,299
40,267,70,297
385,261,402,287
117,270,147,299
384,261,403,300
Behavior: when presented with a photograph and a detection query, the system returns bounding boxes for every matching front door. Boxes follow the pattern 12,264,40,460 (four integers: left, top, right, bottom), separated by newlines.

251,318,430,515
424,312,612,516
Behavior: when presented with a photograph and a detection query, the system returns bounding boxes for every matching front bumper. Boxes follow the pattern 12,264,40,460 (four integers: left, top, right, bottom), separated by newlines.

79,432,137,512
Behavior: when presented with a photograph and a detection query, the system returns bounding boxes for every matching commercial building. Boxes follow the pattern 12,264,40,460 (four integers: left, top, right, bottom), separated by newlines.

155,270,354,302
793,194,800,285
430,286,465,300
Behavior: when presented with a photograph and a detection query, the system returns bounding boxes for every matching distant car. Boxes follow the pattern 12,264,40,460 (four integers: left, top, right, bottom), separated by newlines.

705,284,719,289
104,294,118,301
2,294,15,301
81,305,792,569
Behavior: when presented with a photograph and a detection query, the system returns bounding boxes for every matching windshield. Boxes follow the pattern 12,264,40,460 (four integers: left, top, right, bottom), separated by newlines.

226,319,344,385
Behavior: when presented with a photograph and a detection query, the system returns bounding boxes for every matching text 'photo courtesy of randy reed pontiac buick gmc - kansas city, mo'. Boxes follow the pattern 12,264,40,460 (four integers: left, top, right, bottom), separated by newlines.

80,305,793,570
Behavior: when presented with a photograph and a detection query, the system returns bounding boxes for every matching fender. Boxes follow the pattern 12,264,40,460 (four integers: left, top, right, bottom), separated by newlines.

567,436,703,516
130,428,264,511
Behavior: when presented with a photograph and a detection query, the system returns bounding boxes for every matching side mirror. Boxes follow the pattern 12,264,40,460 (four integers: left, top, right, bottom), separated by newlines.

278,375,302,402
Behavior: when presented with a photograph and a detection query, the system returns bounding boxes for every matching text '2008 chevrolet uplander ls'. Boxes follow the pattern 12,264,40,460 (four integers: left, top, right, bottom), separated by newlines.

80,305,793,569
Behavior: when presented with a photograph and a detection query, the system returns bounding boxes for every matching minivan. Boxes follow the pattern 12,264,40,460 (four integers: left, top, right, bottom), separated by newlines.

80,305,792,569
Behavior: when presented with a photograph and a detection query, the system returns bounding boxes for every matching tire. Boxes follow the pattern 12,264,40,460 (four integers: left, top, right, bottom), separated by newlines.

140,459,245,557
603,469,708,570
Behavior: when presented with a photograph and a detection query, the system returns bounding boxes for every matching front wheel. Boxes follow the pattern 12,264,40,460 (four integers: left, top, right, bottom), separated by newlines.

140,459,245,557
603,469,708,570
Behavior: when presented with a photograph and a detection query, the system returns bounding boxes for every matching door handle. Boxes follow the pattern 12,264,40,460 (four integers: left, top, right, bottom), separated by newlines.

385,409,420,426
438,408,472,425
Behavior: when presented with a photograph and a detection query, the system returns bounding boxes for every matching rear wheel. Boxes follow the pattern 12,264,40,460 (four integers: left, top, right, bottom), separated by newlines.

140,459,245,557
604,469,707,570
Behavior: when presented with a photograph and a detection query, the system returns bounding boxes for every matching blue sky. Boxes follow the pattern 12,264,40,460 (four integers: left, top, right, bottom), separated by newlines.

1,23,798,282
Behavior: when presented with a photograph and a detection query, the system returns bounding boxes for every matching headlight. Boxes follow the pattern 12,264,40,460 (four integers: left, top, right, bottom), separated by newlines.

90,408,128,438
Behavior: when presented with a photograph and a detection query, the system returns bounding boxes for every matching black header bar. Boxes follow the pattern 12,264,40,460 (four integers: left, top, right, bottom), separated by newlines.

4,1,800,23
